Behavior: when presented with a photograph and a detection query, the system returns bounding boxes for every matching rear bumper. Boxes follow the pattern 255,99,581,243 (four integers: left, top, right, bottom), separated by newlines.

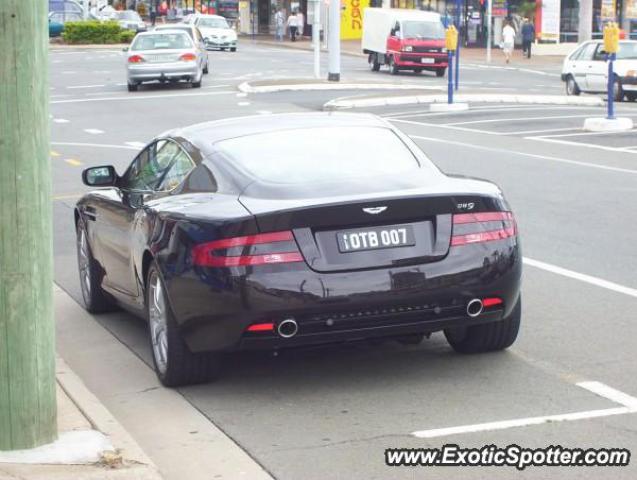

162,239,522,353
127,62,199,82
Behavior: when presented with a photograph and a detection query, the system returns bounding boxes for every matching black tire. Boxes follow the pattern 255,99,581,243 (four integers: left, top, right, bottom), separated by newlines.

435,68,446,77
203,63,209,74
444,297,521,354
389,56,399,75
76,217,115,313
369,53,380,71
191,74,202,88
146,262,220,387
613,77,624,101
127,82,138,92
414,68,423,73
230,47,236,52
626,92,637,102
565,75,580,96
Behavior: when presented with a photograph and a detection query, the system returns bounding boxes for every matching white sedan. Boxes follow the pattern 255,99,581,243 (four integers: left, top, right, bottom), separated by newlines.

188,14,237,51
562,40,637,101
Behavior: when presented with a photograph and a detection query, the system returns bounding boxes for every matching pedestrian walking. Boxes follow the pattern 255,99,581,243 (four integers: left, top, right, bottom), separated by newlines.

287,10,299,42
521,18,535,59
297,10,304,37
502,21,516,64
275,8,285,41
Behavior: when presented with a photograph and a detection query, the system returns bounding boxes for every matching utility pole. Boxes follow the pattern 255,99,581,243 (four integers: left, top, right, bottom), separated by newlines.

327,0,340,81
578,0,593,41
486,0,492,63
0,0,57,451
311,0,321,78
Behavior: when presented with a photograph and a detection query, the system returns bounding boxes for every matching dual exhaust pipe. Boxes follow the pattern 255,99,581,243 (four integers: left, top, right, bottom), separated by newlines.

275,300,487,338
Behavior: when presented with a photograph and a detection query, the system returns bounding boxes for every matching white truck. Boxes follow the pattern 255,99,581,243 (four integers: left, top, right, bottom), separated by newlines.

362,8,448,76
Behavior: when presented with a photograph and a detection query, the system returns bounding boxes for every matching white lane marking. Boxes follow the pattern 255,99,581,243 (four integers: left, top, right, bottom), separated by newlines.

412,382,637,438
237,101,251,106
394,118,500,135
529,136,637,154
83,128,104,135
383,105,615,120
578,381,637,409
412,407,631,438
50,90,234,104
407,134,637,175
50,142,138,150
446,114,604,126
52,118,70,124
204,84,231,89
504,127,579,136
523,257,637,299
124,141,146,149
257,110,273,115
67,84,106,89
236,92,248,97
534,128,637,138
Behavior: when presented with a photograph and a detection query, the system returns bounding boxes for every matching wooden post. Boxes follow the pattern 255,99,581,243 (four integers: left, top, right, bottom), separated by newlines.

0,0,57,450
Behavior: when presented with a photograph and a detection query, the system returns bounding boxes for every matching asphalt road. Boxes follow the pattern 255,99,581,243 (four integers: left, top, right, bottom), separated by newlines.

50,43,637,479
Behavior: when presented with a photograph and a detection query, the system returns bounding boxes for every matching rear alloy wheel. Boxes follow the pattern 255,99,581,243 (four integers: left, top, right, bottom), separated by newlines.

435,68,446,77
146,263,220,387
127,82,138,92
565,75,580,96
76,218,114,313
369,53,380,71
389,56,399,75
444,297,521,354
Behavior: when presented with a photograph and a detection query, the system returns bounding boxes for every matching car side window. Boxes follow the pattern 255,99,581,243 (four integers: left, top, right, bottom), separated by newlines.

570,45,585,61
157,147,196,191
122,140,179,191
579,43,598,61
592,45,607,61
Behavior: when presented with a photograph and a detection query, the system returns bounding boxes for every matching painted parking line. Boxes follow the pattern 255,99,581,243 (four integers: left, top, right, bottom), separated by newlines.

50,90,235,105
67,84,106,89
407,134,637,175
445,114,602,126
529,136,637,154
394,118,581,137
83,128,104,135
412,381,637,438
124,141,147,149
523,257,637,299
52,118,70,124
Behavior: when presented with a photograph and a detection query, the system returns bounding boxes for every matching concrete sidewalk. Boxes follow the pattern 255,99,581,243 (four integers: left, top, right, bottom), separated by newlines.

0,358,162,480
248,35,566,67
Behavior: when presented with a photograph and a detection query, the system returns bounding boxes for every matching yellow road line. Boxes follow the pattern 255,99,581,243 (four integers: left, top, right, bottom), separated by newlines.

50,150,61,157
64,158,83,167
52,193,82,201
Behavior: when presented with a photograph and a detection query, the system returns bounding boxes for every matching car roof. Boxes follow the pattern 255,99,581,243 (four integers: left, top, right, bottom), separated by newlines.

164,113,392,152
135,29,190,37
194,14,226,20
155,23,193,29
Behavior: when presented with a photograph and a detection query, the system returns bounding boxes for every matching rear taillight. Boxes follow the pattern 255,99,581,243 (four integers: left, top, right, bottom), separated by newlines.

179,53,197,62
451,211,516,247
192,231,304,267
128,54,145,63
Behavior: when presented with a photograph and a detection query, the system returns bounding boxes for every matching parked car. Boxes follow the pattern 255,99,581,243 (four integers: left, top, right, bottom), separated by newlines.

48,10,83,37
363,8,448,76
125,30,206,91
75,112,522,387
562,39,637,101
154,23,210,74
116,10,147,32
49,0,83,15
188,14,237,51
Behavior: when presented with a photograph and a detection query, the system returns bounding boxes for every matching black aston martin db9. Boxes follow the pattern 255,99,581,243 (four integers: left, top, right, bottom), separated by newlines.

75,113,522,386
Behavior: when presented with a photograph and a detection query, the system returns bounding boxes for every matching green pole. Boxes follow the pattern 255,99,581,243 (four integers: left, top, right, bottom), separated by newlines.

0,0,57,450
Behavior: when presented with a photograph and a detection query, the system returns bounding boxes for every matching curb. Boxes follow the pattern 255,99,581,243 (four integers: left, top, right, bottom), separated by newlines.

324,93,605,110
56,356,163,479
50,44,129,50
248,39,364,58
238,80,443,93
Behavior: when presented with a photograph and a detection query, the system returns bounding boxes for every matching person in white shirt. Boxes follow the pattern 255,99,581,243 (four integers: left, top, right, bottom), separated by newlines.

502,22,516,64
287,11,299,42
275,9,285,41
297,11,304,37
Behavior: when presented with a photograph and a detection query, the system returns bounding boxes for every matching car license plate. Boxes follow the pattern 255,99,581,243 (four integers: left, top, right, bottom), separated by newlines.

421,58,435,64
336,225,415,253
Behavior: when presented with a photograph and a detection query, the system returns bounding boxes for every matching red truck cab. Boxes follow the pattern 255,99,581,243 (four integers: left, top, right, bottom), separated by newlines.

386,20,447,76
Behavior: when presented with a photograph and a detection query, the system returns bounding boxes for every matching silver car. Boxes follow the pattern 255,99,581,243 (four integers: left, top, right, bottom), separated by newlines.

125,30,205,92
153,23,209,74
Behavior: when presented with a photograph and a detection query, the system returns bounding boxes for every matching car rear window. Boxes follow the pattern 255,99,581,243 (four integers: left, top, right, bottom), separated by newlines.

617,42,637,59
215,127,421,184
131,32,192,50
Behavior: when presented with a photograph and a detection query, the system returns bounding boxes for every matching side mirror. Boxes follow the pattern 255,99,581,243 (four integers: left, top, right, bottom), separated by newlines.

122,46,129,52
390,28,396,36
82,166,118,187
